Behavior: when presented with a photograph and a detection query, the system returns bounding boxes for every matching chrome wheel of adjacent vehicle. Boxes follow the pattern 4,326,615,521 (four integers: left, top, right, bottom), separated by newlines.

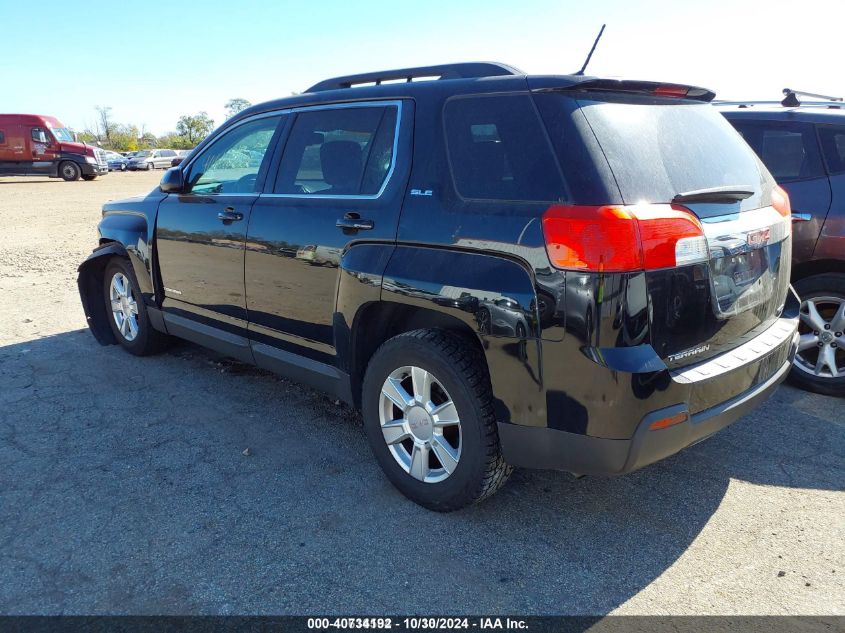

109,272,139,342
378,365,461,484
795,296,845,379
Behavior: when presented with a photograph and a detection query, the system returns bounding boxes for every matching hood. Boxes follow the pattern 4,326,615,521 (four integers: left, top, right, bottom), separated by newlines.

59,141,96,157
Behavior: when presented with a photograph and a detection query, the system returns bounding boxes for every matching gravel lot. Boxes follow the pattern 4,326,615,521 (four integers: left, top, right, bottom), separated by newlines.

0,172,842,615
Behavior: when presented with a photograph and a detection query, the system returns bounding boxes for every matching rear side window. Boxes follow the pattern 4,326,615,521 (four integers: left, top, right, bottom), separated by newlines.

818,126,845,174
274,105,397,196
444,95,565,202
731,120,825,182
0,131,5,144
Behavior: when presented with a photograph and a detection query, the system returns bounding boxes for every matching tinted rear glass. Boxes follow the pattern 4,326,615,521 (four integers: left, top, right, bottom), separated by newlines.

444,95,565,202
573,96,770,206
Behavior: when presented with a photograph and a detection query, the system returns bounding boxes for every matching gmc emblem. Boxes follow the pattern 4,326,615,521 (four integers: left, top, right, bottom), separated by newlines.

746,227,771,247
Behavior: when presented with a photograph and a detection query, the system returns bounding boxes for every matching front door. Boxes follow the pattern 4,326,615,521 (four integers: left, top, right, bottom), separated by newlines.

29,126,56,175
245,101,411,366
156,114,284,355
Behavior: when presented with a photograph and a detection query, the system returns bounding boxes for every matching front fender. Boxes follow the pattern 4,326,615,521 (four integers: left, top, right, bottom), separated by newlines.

97,210,156,297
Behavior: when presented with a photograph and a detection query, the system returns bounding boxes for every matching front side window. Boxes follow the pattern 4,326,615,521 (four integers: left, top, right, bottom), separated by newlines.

818,126,845,174
273,105,398,196
0,131,5,144
444,94,565,202
186,116,281,195
731,120,825,182
31,127,49,143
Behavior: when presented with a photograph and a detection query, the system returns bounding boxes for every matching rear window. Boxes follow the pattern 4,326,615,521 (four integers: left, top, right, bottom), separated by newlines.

562,96,770,206
444,95,565,202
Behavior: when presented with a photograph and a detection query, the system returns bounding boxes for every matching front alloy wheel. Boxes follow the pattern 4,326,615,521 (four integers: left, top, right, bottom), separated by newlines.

109,271,139,341
379,366,462,483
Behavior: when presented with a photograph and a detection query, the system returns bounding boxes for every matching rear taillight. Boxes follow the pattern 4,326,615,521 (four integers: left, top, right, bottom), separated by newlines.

772,184,791,218
542,204,708,272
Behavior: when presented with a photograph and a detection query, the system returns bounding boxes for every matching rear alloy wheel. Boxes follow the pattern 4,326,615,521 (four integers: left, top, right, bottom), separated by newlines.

379,365,462,484
362,329,511,511
103,259,169,356
790,274,845,397
59,161,81,181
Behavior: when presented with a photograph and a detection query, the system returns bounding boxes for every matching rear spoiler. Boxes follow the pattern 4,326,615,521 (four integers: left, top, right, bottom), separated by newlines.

529,77,716,102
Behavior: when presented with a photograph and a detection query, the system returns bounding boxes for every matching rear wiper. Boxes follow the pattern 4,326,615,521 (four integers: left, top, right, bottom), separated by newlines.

672,186,754,204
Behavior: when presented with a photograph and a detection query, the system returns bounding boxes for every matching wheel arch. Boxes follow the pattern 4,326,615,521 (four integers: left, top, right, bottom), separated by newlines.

792,259,845,282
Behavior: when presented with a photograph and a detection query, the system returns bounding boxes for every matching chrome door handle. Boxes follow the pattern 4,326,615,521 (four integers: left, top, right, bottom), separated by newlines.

217,208,244,223
792,213,811,222
336,213,374,231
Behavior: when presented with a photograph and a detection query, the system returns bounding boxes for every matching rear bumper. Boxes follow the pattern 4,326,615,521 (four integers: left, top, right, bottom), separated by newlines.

499,315,799,475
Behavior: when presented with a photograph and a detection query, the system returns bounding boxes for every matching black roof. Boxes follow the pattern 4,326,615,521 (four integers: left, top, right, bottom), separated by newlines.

225,62,716,132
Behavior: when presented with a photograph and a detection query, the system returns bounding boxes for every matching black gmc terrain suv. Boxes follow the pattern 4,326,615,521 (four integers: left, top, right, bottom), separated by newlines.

78,63,800,510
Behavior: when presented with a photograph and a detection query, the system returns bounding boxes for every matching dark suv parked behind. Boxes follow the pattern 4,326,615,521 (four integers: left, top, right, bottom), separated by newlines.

78,63,800,510
721,96,845,396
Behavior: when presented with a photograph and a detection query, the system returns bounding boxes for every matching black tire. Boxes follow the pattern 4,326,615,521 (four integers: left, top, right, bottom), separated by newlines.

362,329,512,511
788,273,845,397
147,162,155,171
82,174,97,181
103,258,169,356
59,161,81,181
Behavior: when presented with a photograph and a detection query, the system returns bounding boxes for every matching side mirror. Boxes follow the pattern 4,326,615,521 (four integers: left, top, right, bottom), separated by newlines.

160,167,185,193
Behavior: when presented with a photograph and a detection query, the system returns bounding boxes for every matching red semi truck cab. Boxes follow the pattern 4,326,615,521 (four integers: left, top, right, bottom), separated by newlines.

0,114,108,181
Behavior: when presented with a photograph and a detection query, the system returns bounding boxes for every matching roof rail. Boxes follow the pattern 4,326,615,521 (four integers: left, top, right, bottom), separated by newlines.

306,62,523,93
714,99,844,109
782,88,843,107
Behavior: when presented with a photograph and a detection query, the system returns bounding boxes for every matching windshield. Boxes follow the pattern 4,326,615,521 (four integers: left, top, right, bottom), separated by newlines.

134,150,152,158
574,96,772,209
51,127,74,142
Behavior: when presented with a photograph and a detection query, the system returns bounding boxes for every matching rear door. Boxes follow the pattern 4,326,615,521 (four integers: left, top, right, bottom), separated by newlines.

245,100,411,367
729,119,831,263
815,125,845,261
156,114,285,356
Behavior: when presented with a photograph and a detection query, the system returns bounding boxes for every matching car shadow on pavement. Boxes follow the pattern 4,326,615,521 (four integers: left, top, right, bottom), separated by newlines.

0,330,842,615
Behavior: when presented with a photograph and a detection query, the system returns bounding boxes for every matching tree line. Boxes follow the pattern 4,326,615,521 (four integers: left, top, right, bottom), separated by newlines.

78,98,252,152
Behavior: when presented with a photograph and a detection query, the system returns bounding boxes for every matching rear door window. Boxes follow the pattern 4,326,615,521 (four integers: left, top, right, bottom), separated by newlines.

273,105,398,196
444,94,565,202
818,126,845,174
730,120,825,182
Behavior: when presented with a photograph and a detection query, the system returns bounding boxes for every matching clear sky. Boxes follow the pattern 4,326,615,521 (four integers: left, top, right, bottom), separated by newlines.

2,0,842,136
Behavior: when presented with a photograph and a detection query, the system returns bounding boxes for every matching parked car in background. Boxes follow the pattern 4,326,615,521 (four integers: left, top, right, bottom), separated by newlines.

720,90,845,396
0,113,108,181
171,149,191,167
78,62,799,511
127,149,178,170
103,151,128,171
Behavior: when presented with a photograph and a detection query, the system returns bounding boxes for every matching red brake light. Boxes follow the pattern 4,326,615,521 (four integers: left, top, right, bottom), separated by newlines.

772,184,791,218
653,85,690,98
541,204,708,272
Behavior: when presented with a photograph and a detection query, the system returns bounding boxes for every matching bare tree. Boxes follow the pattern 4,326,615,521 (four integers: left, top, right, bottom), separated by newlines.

96,106,114,145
